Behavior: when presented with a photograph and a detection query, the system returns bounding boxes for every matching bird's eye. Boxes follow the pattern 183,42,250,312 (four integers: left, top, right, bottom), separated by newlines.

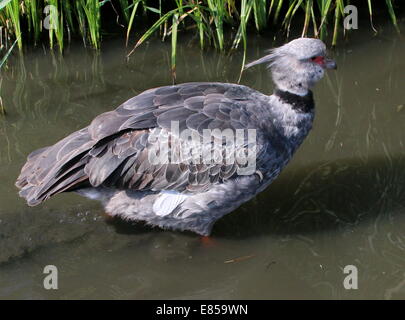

310,56,325,65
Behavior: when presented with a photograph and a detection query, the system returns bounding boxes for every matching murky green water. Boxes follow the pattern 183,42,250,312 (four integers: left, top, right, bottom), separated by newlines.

0,22,404,299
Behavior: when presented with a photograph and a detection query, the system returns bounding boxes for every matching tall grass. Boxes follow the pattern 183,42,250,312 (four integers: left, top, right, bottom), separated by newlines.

1,1,401,50
4,0,22,50
47,0,63,52
25,0,41,45
80,0,102,49
0,0,402,74
0,0,104,50
125,0,402,77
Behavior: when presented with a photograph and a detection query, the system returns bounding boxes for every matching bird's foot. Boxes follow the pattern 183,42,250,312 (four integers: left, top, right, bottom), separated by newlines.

200,236,217,248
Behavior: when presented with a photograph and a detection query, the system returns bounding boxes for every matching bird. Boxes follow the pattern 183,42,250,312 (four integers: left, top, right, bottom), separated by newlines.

16,38,336,236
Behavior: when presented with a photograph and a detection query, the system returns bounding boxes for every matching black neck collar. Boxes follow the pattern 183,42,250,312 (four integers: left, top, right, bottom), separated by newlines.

274,89,314,113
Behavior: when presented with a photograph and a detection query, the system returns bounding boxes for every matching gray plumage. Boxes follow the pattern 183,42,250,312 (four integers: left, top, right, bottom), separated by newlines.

16,38,336,235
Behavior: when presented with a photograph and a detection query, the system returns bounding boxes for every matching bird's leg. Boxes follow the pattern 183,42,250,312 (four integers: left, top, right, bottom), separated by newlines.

200,236,217,247
101,211,115,222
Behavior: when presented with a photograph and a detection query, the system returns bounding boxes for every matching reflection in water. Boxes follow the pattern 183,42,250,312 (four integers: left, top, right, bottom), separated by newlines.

0,23,404,299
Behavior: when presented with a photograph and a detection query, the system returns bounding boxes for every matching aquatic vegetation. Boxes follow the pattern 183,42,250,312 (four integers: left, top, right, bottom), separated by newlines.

1,0,22,50
0,0,402,74
0,37,18,116
0,1,401,49
0,37,17,68
0,0,105,51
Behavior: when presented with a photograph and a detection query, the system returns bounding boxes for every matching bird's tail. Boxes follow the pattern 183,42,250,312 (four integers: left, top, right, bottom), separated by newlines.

16,146,49,191
15,128,94,206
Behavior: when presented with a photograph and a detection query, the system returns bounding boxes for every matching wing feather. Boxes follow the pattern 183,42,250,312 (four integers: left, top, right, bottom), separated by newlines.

16,82,273,205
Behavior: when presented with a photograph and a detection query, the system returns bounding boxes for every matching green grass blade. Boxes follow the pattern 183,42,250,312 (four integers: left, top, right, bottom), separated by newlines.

237,0,254,83
302,0,312,37
282,0,303,36
273,0,284,24
5,0,22,50
207,0,225,50
126,0,141,46
366,0,378,33
0,37,17,68
253,0,267,31
25,0,42,45
81,0,101,49
127,7,185,57
171,13,179,83
192,3,206,49
332,0,344,46
268,0,276,17
315,0,332,39
46,0,64,52
385,0,400,33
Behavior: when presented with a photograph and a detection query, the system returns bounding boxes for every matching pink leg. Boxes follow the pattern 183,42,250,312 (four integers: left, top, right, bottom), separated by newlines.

200,236,217,247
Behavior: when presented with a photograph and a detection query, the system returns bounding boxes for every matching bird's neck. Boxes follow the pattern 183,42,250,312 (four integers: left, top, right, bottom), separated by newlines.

272,70,311,96
273,88,314,113
264,88,315,144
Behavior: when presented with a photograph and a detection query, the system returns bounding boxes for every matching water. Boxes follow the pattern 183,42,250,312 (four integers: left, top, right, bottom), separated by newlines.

0,24,404,299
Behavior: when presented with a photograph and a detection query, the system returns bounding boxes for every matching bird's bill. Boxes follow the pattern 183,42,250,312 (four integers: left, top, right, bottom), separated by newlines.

324,58,337,70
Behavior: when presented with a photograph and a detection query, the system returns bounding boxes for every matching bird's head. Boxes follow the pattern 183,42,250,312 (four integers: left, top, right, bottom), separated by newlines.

245,38,337,96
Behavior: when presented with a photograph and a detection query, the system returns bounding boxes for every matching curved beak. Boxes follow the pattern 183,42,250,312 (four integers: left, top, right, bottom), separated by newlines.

324,58,337,70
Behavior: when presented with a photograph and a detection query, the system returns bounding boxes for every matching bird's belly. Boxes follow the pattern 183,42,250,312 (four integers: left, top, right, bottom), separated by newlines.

83,174,261,235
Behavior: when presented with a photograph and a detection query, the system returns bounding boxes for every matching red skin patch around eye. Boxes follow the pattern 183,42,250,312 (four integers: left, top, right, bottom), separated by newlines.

313,56,325,65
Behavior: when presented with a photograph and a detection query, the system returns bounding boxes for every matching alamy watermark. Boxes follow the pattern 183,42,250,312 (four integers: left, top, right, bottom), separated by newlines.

343,5,358,30
43,265,58,290
343,265,358,290
147,121,258,176
43,5,58,30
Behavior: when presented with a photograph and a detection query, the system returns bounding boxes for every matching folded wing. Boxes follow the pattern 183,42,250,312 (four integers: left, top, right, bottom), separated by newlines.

16,82,268,206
